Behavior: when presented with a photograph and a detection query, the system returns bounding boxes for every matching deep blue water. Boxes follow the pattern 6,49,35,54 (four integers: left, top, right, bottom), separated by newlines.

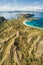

0,11,32,19
0,11,43,19
23,12,43,29
24,18,43,28
0,11,43,29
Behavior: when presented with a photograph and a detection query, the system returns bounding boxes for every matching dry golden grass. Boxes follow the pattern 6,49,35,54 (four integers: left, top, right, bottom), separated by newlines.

0,17,43,65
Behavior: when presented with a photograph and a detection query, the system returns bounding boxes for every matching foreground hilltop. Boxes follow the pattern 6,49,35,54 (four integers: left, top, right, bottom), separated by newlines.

0,15,43,65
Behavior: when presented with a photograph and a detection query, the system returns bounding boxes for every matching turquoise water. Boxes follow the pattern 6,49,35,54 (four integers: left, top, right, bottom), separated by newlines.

24,18,43,29
0,11,43,29
23,12,43,29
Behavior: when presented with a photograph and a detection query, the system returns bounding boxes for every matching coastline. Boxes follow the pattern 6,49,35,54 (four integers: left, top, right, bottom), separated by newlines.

23,20,43,30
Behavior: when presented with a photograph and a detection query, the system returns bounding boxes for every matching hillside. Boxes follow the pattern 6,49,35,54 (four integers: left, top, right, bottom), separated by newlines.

0,16,43,65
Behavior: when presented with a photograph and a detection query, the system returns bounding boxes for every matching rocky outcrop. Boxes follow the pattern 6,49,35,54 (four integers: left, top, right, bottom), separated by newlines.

0,17,6,24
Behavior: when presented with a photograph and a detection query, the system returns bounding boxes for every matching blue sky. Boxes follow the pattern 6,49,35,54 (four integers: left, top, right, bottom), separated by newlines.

0,0,43,11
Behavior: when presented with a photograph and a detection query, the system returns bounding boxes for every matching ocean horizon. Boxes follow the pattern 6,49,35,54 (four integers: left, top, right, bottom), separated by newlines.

0,11,43,29
0,11,43,19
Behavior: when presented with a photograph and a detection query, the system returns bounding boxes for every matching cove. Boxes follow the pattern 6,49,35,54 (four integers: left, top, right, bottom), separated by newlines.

23,18,43,29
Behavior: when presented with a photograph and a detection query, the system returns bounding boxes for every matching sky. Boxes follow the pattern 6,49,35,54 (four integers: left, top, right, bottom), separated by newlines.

0,0,43,11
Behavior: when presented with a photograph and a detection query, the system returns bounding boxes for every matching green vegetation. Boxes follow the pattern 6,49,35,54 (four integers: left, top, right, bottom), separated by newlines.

0,16,43,65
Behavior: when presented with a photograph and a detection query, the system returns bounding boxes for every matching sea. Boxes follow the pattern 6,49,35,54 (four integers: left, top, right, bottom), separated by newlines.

23,11,43,29
0,11,43,29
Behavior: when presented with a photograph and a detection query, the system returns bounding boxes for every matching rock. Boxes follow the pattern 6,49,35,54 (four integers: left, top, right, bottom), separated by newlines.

0,17,6,24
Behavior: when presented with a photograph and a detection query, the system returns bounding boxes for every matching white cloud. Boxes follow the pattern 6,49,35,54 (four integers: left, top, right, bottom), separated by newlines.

0,5,11,11
0,4,43,11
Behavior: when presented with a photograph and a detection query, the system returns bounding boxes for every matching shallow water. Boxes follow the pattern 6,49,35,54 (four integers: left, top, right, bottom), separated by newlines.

24,18,43,29
0,11,43,29
24,12,43,29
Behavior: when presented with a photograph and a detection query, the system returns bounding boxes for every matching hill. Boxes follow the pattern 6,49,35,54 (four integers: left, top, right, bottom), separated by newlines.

0,15,43,65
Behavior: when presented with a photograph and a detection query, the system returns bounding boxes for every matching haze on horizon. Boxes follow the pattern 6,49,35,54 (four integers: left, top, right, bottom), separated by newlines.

0,0,43,12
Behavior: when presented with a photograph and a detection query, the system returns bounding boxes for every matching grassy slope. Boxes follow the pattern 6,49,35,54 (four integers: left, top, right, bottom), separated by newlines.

0,17,43,65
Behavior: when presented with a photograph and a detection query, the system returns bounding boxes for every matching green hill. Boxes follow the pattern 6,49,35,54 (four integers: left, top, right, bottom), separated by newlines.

0,16,43,65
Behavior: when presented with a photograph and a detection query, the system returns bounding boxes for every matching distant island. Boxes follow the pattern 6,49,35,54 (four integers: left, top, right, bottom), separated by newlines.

0,14,34,25
23,14,34,18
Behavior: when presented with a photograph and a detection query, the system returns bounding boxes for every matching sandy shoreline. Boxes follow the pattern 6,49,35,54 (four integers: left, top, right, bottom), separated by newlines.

23,20,43,30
